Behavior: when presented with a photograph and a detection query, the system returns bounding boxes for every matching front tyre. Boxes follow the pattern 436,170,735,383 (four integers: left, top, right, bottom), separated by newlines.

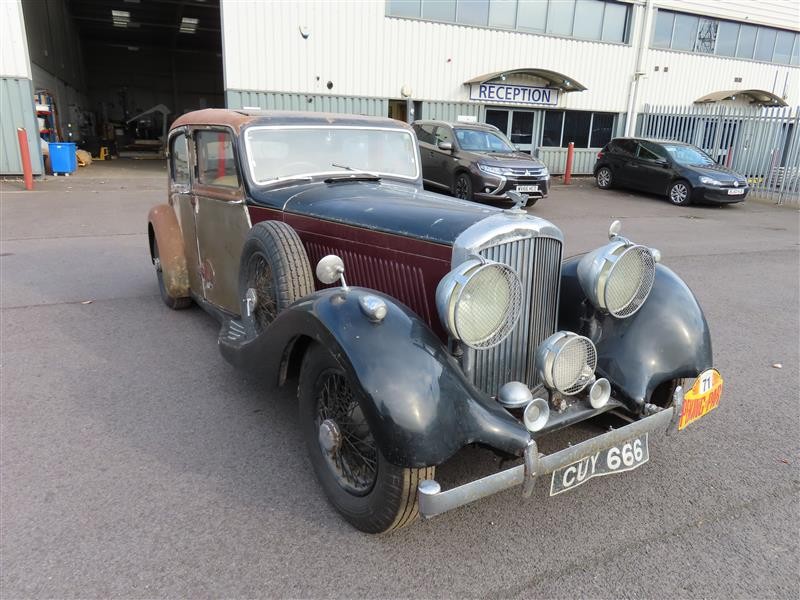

668,180,692,206
299,344,434,534
596,166,613,189
453,173,473,200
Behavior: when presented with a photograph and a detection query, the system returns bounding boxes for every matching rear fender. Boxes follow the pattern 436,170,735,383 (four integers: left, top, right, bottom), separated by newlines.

219,288,531,468
148,204,189,299
558,256,713,412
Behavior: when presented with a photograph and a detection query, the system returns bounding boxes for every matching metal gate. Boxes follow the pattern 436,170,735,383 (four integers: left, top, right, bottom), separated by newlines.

637,104,800,206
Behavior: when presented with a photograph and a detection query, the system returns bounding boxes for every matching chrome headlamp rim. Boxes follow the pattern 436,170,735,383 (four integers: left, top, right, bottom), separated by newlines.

577,240,657,319
435,257,523,350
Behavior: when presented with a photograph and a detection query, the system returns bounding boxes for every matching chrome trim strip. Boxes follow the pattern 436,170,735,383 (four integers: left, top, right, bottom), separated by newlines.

418,403,677,519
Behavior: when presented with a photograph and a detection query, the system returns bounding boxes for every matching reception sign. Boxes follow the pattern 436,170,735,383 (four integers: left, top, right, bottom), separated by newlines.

469,83,559,106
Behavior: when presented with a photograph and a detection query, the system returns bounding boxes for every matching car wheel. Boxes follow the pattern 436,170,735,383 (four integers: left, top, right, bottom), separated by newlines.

299,343,435,534
596,166,613,189
153,238,192,310
238,221,314,334
668,180,692,206
453,173,473,200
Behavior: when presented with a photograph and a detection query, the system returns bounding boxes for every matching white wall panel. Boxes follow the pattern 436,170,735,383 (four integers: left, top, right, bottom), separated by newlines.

653,0,800,31
0,0,31,78
642,48,799,106
221,1,799,113
222,0,640,112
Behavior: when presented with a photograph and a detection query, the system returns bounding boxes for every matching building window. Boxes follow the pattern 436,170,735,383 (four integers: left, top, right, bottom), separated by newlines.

651,8,798,65
386,0,631,43
542,111,616,148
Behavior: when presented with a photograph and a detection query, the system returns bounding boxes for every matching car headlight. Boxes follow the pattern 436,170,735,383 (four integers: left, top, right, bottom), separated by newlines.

543,170,551,181
436,258,522,349
477,163,507,177
699,176,723,186
535,331,597,395
577,240,657,318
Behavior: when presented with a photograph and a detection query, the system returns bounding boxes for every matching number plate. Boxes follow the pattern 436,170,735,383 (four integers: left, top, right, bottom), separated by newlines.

727,188,745,195
516,185,539,193
679,368,723,430
549,434,649,496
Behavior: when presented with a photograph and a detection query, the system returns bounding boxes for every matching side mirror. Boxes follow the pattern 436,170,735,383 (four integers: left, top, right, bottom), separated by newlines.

438,141,453,152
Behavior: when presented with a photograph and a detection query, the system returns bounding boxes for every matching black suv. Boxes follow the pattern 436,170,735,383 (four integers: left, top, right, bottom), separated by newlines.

412,120,550,207
594,137,748,206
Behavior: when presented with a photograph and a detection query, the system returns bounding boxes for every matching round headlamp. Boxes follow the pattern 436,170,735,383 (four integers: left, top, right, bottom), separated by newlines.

535,331,597,395
577,241,656,318
436,258,522,349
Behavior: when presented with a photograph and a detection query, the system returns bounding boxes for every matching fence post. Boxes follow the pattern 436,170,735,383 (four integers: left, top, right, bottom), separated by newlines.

564,142,574,185
16,128,34,191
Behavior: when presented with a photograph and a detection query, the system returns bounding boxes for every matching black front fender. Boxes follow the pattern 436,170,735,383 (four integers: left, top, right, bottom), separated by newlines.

219,288,531,468
558,256,713,412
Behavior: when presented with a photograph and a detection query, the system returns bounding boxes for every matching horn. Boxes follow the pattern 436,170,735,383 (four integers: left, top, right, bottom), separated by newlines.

523,397,550,432
588,377,611,409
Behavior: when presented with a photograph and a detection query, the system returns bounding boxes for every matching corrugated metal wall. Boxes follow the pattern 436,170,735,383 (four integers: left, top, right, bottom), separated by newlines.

538,148,598,175
1,77,43,175
226,90,388,115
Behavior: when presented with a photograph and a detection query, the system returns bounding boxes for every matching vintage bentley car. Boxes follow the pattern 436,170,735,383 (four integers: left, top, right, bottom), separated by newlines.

148,109,723,534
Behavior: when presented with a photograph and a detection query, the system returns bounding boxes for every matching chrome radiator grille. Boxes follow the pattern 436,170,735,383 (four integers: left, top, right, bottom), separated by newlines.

471,235,563,395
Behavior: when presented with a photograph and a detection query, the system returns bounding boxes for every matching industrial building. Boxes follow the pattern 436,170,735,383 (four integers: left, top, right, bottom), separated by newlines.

1,0,798,176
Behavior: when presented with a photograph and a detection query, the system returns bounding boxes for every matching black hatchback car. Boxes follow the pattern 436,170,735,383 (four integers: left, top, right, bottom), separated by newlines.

412,120,550,207
594,138,748,206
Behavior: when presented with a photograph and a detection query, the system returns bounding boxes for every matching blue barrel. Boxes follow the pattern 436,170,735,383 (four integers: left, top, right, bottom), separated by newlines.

49,142,77,175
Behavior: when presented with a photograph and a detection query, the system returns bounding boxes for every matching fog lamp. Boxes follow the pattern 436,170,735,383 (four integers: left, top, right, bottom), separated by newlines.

535,331,597,395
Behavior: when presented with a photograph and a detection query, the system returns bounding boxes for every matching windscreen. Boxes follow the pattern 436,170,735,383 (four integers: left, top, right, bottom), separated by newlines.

243,126,419,183
454,128,515,152
662,144,715,166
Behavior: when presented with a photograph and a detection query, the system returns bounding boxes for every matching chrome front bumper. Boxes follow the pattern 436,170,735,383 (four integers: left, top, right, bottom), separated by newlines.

417,387,684,518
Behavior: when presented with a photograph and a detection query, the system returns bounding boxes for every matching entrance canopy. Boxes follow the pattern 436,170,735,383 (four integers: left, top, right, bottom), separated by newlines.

694,89,788,107
464,68,587,92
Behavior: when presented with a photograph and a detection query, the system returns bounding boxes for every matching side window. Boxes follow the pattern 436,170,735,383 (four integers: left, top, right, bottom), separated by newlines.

435,126,453,145
637,143,661,161
196,130,239,188
415,124,437,145
611,139,637,157
170,133,190,186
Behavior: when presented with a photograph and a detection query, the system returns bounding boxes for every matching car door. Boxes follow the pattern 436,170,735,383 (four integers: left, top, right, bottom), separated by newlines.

414,123,442,188
192,128,252,314
632,141,674,195
608,139,638,186
432,125,456,189
168,129,203,297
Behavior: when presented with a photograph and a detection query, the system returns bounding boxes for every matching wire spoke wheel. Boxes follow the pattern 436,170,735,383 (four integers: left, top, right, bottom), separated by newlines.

315,369,378,495
246,252,277,333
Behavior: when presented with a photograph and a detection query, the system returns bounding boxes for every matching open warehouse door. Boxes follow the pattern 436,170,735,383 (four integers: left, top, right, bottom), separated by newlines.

21,0,223,166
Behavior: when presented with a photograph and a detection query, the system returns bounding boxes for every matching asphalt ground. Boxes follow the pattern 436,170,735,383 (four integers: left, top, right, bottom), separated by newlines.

1,161,798,599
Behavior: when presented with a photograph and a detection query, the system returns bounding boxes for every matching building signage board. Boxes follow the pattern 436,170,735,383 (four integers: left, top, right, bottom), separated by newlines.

469,83,559,106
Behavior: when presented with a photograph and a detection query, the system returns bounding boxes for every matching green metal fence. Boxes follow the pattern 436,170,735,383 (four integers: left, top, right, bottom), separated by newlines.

637,104,800,206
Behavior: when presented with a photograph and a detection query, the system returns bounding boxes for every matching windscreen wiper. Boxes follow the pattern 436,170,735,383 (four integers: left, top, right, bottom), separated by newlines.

326,163,381,183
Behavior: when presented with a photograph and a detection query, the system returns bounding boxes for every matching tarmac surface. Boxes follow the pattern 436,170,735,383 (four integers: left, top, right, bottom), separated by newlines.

1,161,798,598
